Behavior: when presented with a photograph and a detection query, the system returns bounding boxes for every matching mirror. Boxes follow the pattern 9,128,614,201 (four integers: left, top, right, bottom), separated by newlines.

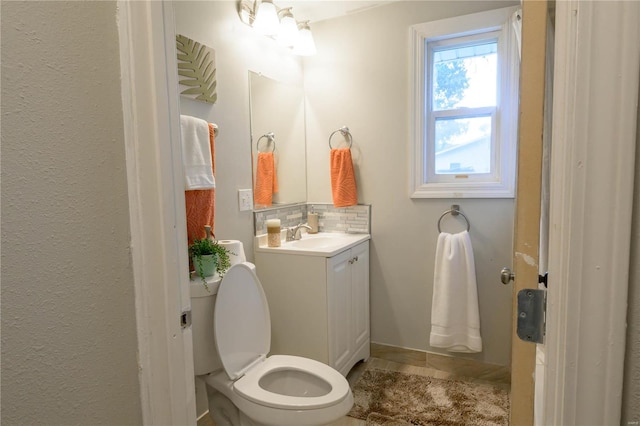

249,72,306,210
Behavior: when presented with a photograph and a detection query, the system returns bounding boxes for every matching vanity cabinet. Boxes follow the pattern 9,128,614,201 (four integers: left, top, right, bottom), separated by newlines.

254,240,370,377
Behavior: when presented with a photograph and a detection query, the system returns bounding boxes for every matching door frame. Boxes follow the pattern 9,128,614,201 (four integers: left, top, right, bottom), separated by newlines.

118,1,196,424
118,1,639,425
544,1,639,424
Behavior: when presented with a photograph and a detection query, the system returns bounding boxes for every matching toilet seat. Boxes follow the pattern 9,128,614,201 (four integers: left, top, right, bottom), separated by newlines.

234,355,351,410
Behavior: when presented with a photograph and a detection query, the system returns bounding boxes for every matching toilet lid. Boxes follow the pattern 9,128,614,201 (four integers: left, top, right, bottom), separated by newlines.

214,262,271,380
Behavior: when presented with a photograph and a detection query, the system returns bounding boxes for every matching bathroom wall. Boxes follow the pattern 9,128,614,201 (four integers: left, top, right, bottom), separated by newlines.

174,0,515,371
172,1,306,416
173,1,304,256
1,2,142,424
304,1,517,366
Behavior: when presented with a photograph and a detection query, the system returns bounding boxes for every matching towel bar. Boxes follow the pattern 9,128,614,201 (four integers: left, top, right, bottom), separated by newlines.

256,132,276,153
328,126,353,149
437,204,471,233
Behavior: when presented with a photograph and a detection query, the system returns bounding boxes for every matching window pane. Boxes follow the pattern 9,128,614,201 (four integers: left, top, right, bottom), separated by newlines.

434,116,491,174
432,42,497,111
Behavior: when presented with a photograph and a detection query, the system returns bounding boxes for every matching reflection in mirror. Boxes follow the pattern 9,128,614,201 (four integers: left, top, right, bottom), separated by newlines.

249,72,306,210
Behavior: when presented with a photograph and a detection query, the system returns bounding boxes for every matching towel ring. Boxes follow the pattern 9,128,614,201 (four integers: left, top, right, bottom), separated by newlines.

256,132,276,153
328,126,353,149
437,205,471,233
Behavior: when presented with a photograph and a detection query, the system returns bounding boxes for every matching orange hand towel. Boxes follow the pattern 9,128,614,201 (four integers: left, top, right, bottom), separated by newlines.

330,148,358,207
185,123,216,245
254,152,278,207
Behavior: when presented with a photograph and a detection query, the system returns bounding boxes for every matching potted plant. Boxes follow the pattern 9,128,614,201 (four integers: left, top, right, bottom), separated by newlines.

189,237,232,290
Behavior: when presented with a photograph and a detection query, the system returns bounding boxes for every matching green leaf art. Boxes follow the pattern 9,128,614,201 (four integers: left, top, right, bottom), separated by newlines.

176,34,217,104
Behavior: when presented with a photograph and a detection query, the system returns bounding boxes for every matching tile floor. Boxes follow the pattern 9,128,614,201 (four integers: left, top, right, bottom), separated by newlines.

197,354,510,426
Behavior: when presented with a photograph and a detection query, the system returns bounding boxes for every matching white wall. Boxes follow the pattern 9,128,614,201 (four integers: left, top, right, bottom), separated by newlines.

173,1,304,254
1,2,142,424
172,1,306,415
173,0,515,371
304,1,517,365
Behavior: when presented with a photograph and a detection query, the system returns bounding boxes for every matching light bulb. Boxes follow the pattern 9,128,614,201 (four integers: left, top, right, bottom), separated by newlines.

293,22,316,56
252,0,279,36
276,9,299,47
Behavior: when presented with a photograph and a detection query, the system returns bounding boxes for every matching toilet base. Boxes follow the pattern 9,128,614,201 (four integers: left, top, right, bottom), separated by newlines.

207,389,242,426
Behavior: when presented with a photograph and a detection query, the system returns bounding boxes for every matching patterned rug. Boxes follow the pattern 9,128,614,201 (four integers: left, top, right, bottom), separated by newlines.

348,368,510,426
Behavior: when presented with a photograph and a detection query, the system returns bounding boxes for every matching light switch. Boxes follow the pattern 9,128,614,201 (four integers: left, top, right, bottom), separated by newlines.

238,189,253,211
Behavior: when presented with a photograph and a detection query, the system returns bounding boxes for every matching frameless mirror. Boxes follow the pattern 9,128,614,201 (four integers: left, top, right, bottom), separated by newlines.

249,71,306,210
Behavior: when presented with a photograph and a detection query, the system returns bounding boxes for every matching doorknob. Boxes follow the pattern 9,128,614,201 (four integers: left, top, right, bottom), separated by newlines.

501,267,515,285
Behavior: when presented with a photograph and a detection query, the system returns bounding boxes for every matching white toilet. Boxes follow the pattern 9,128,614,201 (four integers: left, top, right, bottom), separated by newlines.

191,262,354,426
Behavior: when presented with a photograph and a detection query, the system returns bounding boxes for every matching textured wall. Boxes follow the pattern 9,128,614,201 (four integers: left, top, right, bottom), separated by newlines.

622,83,640,424
305,1,517,366
1,2,142,424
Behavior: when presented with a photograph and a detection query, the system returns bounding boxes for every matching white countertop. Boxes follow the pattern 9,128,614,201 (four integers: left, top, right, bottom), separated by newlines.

254,232,370,257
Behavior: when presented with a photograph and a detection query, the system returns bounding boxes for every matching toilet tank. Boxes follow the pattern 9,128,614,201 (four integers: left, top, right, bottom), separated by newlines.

190,277,223,375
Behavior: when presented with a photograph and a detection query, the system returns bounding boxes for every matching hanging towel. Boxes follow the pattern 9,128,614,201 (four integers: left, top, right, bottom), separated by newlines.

180,115,216,190
253,152,278,207
430,231,482,353
330,148,358,207
185,123,216,245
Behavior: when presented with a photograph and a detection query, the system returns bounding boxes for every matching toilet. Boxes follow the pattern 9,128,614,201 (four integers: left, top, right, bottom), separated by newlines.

191,262,354,426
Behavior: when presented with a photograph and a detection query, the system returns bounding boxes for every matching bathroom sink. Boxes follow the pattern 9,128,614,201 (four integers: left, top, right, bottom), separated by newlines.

255,232,370,257
287,235,347,249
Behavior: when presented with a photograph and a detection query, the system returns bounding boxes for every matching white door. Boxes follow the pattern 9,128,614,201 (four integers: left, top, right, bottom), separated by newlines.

351,242,370,351
327,249,353,374
509,1,549,424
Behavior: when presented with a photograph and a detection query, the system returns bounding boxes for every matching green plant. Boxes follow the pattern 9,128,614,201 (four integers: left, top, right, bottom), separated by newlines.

189,237,233,290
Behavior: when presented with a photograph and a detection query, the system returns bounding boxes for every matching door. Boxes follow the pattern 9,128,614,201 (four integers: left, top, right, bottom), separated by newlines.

351,242,370,351
328,249,353,373
509,1,549,424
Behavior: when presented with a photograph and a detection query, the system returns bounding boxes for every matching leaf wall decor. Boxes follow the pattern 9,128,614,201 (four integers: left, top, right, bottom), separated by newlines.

176,34,217,104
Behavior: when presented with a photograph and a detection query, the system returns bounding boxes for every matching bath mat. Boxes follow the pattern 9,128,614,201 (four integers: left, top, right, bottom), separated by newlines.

348,368,509,426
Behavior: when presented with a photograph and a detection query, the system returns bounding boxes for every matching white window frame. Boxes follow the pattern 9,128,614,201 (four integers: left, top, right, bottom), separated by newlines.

409,7,520,198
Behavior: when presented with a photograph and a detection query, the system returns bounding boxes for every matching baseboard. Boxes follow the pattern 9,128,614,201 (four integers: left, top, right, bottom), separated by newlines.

371,342,510,384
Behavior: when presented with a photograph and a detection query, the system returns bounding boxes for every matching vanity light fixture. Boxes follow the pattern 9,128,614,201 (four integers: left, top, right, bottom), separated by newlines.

238,0,316,55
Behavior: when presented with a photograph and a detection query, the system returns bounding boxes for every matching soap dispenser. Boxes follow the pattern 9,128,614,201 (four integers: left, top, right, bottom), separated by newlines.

307,208,319,234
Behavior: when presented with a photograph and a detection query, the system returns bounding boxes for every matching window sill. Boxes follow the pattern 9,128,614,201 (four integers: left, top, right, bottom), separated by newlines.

410,182,515,199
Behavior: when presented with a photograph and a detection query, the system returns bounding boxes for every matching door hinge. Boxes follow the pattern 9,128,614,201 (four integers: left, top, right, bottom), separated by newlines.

517,288,546,344
180,310,192,329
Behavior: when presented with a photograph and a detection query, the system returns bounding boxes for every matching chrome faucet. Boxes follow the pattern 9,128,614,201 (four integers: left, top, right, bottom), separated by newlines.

286,224,312,241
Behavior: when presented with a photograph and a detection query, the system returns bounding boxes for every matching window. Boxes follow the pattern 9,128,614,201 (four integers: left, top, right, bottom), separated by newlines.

410,7,520,198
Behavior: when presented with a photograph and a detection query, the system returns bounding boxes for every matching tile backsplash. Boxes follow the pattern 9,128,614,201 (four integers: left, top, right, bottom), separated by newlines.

254,203,370,235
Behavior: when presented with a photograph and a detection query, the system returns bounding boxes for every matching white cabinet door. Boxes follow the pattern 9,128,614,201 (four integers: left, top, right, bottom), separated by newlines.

350,242,370,352
327,241,370,375
327,249,352,374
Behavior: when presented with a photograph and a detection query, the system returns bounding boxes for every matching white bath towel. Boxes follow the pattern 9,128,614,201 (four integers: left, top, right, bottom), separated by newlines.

430,231,482,353
180,115,216,190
